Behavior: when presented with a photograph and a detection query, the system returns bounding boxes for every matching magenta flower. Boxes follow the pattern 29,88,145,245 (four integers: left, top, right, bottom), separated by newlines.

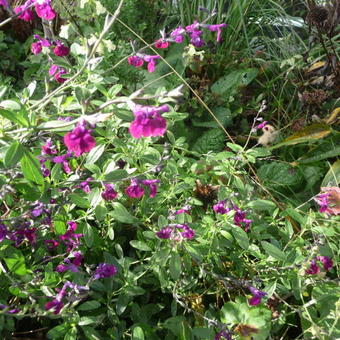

41,138,57,155
78,178,93,193
93,263,117,279
317,256,333,271
0,223,8,242
128,55,144,67
102,184,118,201
59,221,83,251
306,256,333,274
213,200,230,214
0,0,8,8
129,104,168,138
189,31,205,47
14,6,34,21
255,121,268,130
175,205,192,215
155,39,169,49
233,205,252,232
35,0,56,20
248,286,267,306
156,224,195,240
206,23,227,42
305,258,321,274
53,41,70,57
156,226,173,239
64,123,96,157
125,179,145,199
214,330,232,340
143,55,160,73
170,26,186,43
45,239,59,250
45,298,64,314
31,42,42,55
56,252,83,273
0,304,20,314
141,179,160,198
49,65,68,83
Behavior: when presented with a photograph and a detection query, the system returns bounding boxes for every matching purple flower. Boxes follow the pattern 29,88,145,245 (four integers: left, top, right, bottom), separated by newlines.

14,5,34,21
305,259,321,275
156,226,172,239
129,104,168,139
314,193,330,213
102,184,118,201
42,138,57,155
248,286,267,306
128,55,144,67
170,26,186,43
175,205,192,215
78,178,93,193
141,179,160,198
233,206,252,232
213,200,229,214
33,34,51,47
206,23,227,42
0,304,20,314
317,256,333,271
31,42,42,55
125,179,145,199
45,239,59,250
45,298,64,314
56,252,83,273
93,263,117,279
189,31,205,47
59,221,83,251
53,41,70,57
49,65,68,83
155,39,169,49
0,0,8,8
214,330,232,340
35,0,56,20
143,55,160,73
0,223,8,242
64,123,96,157
180,224,195,239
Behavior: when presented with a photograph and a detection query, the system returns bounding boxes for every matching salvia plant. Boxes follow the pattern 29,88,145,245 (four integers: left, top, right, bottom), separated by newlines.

0,0,339,339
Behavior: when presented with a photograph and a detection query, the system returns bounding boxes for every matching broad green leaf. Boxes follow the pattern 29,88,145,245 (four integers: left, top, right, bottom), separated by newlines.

2,246,27,275
89,187,102,207
86,144,105,165
283,208,305,225
37,119,75,130
1,100,21,110
261,241,286,262
104,169,128,181
95,205,107,221
0,108,29,126
47,324,70,339
232,227,249,250
84,224,94,247
4,141,24,167
248,200,276,212
110,202,139,224
54,219,67,235
169,253,181,280
79,316,98,326
21,150,44,185
129,240,151,251
69,193,90,208
221,301,242,324
78,300,101,311
132,326,145,340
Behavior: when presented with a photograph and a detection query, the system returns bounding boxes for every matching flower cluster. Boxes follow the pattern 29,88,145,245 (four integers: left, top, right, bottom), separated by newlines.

156,224,195,240
101,184,118,201
305,256,333,275
213,201,252,232
14,0,56,22
315,187,340,215
58,221,83,252
31,35,70,57
49,64,68,83
129,104,169,138
248,286,267,306
125,179,160,199
1,221,37,247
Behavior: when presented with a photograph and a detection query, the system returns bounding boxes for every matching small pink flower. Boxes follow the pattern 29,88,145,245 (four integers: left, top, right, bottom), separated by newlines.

53,41,70,57
206,23,227,42
31,42,42,55
141,179,160,198
125,179,145,199
155,39,169,49
315,187,340,215
248,286,267,306
102,184,118,201
64,123,96,157
54,69,67,83
128,55,144,67
14,6,34,22
143,55,160,73
170,26,185,43
35,0,56,20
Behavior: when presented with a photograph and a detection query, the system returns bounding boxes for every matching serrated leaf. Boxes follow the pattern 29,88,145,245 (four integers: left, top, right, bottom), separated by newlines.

261,241,286,262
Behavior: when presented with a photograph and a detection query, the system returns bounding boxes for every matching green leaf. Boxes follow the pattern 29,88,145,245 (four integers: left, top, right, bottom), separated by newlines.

232,227,249,250
89,187,102,207
169,253,181,280
79,316,98,326
322,159,340,187
20,150,44,185
0,108,29,126
129,240,151,251
4,141,24,167
132,326,145,340
47,324,70,339
86,144,105,165
77,300,101,311
221,301,242,324
54,219,67,235
192,129,225,154
37,119,75,130
1,100,21,110
248,200,276,212
2,246,27,275
104,169,128,181
69,193,90,208
110,202,139,224
95,205,107,221
283,208,305,225
84,224,94,247
261,241,286,262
